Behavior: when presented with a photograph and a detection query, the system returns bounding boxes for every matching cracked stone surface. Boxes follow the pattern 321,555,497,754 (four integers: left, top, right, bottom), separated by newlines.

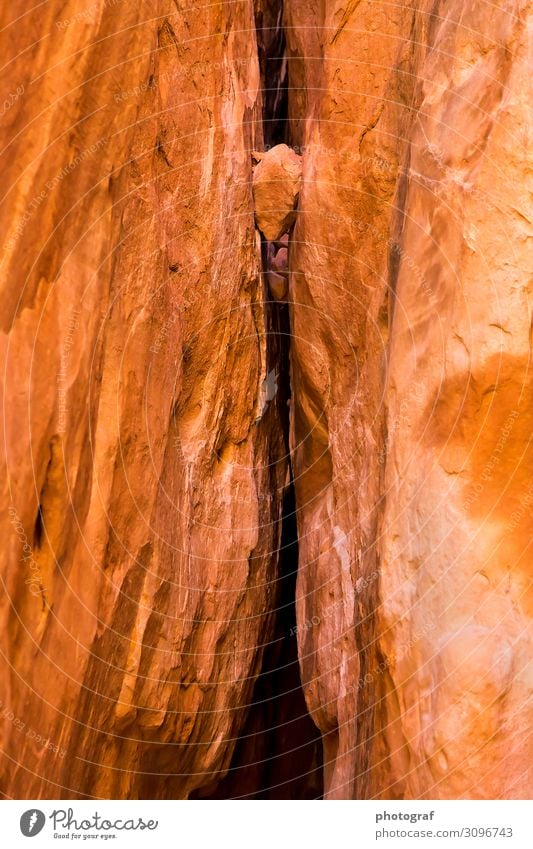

0,0,531,802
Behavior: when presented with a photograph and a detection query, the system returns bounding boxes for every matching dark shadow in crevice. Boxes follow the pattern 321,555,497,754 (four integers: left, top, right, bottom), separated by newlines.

194,483,323,799
254,2,289,148
193,0,323,801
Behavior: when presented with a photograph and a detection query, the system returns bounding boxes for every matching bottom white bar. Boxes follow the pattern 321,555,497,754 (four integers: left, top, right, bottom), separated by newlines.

1,800,530,848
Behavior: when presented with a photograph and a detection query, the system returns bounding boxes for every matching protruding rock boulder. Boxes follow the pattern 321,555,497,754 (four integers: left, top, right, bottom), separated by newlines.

252,144,302,240
265,238,289,302
271,247,288,274
267,270,288,302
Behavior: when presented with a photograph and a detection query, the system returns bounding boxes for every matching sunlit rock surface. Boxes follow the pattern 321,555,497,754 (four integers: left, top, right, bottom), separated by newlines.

0,0,288,799
0,0,530,801
286,0,532,800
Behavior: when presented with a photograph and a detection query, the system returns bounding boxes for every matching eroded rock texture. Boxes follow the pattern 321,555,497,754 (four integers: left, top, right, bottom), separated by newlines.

286,0,532,799
373,1,532,801
0,0,531,802
0,1,288,799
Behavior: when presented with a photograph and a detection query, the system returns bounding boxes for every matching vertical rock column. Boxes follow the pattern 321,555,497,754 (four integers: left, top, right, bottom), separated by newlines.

285,0,420,798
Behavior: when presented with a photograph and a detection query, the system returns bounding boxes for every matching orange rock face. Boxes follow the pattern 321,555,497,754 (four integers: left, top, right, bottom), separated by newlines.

0,1,288,799
286,0,532,800
0,0,531,801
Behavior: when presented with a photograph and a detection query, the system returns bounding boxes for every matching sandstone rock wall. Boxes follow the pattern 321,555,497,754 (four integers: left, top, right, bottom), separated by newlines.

0,1,288,799
373,0,532,800
0,0,531,801
285,0,532,799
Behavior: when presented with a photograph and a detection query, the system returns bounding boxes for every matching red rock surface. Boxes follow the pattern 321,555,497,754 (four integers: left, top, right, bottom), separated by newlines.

286,0,532,799
0,1,287,799
0,0,531,801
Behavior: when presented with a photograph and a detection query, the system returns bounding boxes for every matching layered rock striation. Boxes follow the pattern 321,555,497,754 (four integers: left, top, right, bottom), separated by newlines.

0,0,288,799
0,0,531,801
285,0,532,799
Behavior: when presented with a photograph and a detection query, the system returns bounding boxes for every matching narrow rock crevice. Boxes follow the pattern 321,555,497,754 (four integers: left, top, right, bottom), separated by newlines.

196,2,323,799
254,1,289,148
196,484,323,799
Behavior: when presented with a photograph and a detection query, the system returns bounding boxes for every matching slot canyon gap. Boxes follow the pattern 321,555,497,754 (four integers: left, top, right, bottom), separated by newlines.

0,0,531,800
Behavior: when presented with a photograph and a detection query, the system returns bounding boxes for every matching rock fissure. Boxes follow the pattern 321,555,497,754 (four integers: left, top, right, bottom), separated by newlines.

197,1,323,799
0,0,529,803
